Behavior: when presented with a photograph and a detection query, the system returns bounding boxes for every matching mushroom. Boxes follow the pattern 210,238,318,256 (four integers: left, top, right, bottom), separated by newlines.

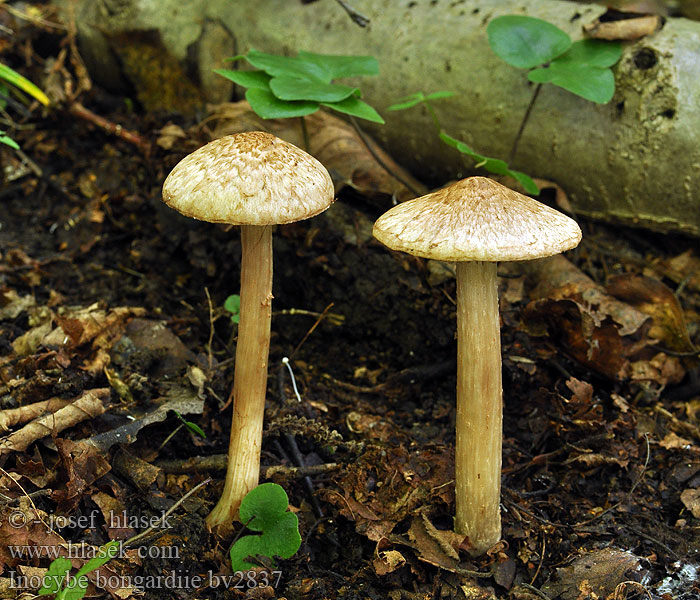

162,131,334,533
372,177,581,555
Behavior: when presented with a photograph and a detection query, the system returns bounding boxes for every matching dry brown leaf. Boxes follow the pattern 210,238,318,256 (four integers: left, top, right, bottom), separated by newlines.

659,431,695,450
680,488,700,518
607,274,697,356
208,100,426,204
584,14,663,40
407,512,461,571
542,548,647,600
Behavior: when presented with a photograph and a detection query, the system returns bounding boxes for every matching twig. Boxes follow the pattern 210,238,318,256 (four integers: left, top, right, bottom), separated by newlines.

69,102,150,151
334,0,370,26
519,583,553,600
204,287,215,371
123,478,210,547
509,83,542,164
349,116,423,197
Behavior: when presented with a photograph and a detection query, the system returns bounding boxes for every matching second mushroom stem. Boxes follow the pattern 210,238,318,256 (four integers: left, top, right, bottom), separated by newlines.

206,224,273,531
455,260,503,555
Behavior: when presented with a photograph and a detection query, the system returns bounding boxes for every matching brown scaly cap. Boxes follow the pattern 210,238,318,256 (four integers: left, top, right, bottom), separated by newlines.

162,131,335,225
373,177,582,262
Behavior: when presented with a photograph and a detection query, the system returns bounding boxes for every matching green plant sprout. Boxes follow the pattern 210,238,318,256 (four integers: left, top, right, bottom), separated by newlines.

0,63,49,149
487,15,621,162
229,483,301,572
39,540,120,600
388,91,539,194
215,49,383,124
174,409,206,438
224,294,241,325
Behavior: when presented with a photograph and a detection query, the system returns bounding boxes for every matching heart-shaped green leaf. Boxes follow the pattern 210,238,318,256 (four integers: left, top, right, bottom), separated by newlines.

244,49,331,82
321,95,385,123
552,38,622,69
528,63,615,104
214,69,271,90
270,77,357,102
487,15,571,69
298,51,379,79
245,88,319,119
230,483,301,572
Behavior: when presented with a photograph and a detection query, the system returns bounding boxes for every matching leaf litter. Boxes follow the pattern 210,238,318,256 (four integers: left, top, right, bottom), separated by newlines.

0,16,699,600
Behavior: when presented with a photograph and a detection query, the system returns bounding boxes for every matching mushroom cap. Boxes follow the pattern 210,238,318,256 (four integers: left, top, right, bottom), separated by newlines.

162,131,335,225
373,177,582,262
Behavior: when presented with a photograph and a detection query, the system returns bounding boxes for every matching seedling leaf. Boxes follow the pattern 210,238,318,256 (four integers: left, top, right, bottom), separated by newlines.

0,131,19,150
39,557,72,595
243,49,330,82
439,132,539,195
245,88,319,119
174,410,206,438
424,90,456,101
487,15,571,69
297,51,379,79
230,483,301,572
214,69,271,90
0,63,49,106
387,92,426,111
270,77,358,102
224,294,241,324
528,63,615,104
321,95,385,123
553,38,622,69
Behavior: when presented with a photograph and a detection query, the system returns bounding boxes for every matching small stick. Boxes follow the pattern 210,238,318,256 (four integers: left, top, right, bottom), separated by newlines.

123,478,211,547
69,102,150,151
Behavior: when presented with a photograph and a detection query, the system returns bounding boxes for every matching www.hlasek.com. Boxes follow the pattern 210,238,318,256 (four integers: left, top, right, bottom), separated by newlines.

9,569,284,592
7,539,180,561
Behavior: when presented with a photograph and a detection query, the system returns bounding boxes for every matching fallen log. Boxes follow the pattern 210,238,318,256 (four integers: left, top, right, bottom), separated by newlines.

56,0,700,236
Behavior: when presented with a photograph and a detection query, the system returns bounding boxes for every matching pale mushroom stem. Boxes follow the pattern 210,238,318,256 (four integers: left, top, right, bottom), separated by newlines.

454,260,503,555
206,224,273,532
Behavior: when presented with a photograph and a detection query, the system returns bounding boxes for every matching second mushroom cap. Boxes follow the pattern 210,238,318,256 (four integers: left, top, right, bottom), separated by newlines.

372,176,582,262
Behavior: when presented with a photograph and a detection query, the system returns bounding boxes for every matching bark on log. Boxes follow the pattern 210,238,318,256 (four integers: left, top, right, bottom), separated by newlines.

57,0,700,236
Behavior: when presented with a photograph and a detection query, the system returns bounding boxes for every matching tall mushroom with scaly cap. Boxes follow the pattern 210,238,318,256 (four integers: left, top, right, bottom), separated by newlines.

373,177,581,555
162,131,334,533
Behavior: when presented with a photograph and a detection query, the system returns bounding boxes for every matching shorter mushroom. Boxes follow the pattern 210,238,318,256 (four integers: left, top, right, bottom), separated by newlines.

373,177,581,555
162,131,334,533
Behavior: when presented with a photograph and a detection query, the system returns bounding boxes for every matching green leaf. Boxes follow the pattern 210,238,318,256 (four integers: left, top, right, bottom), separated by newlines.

0,131,19,150
244,49,330,82
224,294,241,324
321,95,385,123
39,557,72,595
245,88,319,119
56,575,90,600
174,410,206,438
528,63,615,103
487,15,571,69
214,69,271,90
230,483,301,572
298,51,379,79
553,38,622,69
75,541,120,578
270,77,357,102
0,64,49,106
424,90,456,101
438,132,539,194
387,92,426,111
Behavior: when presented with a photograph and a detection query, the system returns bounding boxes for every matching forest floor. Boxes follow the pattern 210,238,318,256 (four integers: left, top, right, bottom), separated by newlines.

1,16,700,600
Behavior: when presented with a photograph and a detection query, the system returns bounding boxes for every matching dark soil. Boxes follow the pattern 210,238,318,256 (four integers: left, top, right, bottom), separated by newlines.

1,27,700,600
